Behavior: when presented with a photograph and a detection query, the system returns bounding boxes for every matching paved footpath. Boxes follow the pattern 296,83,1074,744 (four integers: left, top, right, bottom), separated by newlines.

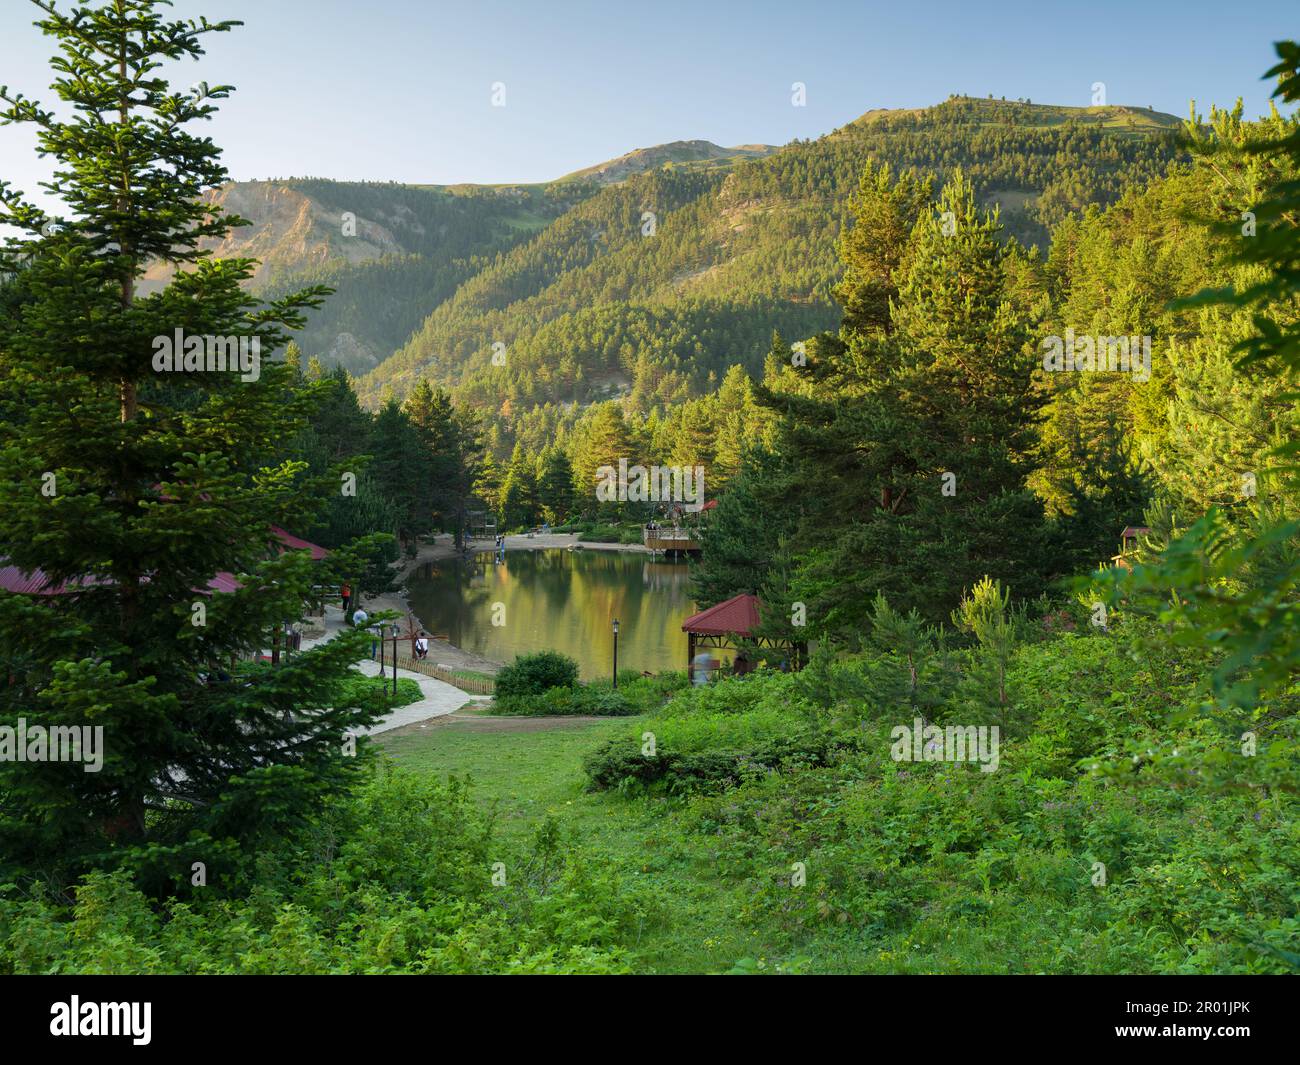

300,606,491,735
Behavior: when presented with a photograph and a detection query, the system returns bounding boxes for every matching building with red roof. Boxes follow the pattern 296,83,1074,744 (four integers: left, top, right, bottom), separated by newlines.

680,593,806,680
0,528,328,598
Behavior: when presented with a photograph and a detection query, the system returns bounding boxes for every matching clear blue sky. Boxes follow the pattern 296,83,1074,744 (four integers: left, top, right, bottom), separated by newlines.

1,0,1296,212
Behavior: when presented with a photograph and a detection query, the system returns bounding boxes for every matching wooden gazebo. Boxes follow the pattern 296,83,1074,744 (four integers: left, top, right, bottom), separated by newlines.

681,593,807,681
1111,525,1151,570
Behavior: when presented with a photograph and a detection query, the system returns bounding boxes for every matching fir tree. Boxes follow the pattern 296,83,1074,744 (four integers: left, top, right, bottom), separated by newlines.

0,1,381,885
537,448,576,525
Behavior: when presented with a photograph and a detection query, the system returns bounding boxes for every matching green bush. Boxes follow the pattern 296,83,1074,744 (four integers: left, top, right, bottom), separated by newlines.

586,671,690,713
494,651,580,700
493,684,637,717
578,524,621,543
331,673,423,713
581,670,852,792
583,728,863,793
0,768,651,974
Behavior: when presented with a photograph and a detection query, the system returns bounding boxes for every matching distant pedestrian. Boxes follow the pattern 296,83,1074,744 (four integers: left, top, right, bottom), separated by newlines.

351,608,376,659
341,581,352,616
414,631,429,660
692,650,717,686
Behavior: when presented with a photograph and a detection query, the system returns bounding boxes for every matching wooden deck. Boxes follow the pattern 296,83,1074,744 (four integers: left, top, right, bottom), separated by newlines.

643,529,702,553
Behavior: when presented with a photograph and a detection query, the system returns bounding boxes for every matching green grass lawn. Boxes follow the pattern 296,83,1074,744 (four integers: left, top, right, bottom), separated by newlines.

335,673,423,712
378,717,628,842
375,716,795,973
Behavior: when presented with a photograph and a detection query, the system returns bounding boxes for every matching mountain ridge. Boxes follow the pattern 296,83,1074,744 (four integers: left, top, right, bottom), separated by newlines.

151,96,1188,394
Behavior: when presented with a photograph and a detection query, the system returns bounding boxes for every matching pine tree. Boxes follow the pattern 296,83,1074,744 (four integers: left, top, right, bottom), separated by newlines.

0,1,381,885
537,448,576,525
368,399,430,549
571,403,635,517
404,379,464,533
501,443,541,530
449,405,485,546
711,364,754,491
754,168,1053,629
834,161,934,338
691,449,795,605
474,453,503,521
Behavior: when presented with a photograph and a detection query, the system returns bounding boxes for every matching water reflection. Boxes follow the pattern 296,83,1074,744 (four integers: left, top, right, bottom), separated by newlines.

405,549,695,678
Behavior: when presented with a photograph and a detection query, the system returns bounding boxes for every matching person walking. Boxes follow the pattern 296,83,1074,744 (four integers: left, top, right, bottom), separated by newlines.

414,631,429,661
341,581,352,618
692,649,718,686
352,607,375,660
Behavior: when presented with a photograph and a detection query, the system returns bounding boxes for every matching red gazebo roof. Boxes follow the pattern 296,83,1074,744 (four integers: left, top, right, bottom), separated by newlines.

270,526,330,560
682,593,761,637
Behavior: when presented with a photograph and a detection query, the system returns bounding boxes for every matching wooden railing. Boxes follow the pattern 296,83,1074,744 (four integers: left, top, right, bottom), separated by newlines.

643,527,702,552
384,650,496,695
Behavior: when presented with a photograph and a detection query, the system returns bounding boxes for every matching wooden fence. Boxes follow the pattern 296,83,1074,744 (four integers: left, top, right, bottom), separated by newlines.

379,646,496,695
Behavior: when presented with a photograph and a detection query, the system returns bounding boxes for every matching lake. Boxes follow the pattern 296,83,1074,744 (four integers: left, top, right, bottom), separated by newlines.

404,548,696,678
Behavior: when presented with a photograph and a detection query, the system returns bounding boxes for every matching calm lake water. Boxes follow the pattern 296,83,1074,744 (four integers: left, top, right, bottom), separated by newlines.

404,548,695,678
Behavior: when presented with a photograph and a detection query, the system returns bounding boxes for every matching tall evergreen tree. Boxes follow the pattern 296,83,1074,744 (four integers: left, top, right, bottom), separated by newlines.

536,447,576,525
501,443,541,530
0,1,380,886
368,399,430,549
834,161,934,338
754,168,1053,629
571,403,636,517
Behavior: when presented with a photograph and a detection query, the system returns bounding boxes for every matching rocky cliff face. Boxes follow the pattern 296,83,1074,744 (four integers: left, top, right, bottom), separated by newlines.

141,180,406,288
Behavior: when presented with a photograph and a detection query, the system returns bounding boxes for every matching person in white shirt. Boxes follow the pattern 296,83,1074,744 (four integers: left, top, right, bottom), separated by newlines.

351,608,375,659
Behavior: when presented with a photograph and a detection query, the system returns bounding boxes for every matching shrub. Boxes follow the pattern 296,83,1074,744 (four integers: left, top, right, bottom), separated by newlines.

494,651,580,700
578,524,621,543
492,684,637,717
583,728,863,793
0,768,642,974
332,673,423,713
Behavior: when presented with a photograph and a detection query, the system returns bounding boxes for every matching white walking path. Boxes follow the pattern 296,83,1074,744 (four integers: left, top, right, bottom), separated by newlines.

300,606,490,735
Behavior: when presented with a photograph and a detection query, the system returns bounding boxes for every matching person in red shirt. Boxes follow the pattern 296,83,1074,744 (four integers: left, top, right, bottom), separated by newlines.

341,582,352,617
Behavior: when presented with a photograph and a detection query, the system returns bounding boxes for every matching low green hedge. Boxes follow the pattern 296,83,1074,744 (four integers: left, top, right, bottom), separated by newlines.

583,729,864,794
492,684,637,717
332,673,423,712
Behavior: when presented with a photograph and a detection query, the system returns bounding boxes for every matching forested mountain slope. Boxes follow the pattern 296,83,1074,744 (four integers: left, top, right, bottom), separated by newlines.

357,97,1186,432
142,178,595,372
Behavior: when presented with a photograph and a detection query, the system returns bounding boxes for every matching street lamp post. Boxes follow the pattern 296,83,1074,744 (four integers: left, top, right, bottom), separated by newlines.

612,618,620,689
390,623,400,697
